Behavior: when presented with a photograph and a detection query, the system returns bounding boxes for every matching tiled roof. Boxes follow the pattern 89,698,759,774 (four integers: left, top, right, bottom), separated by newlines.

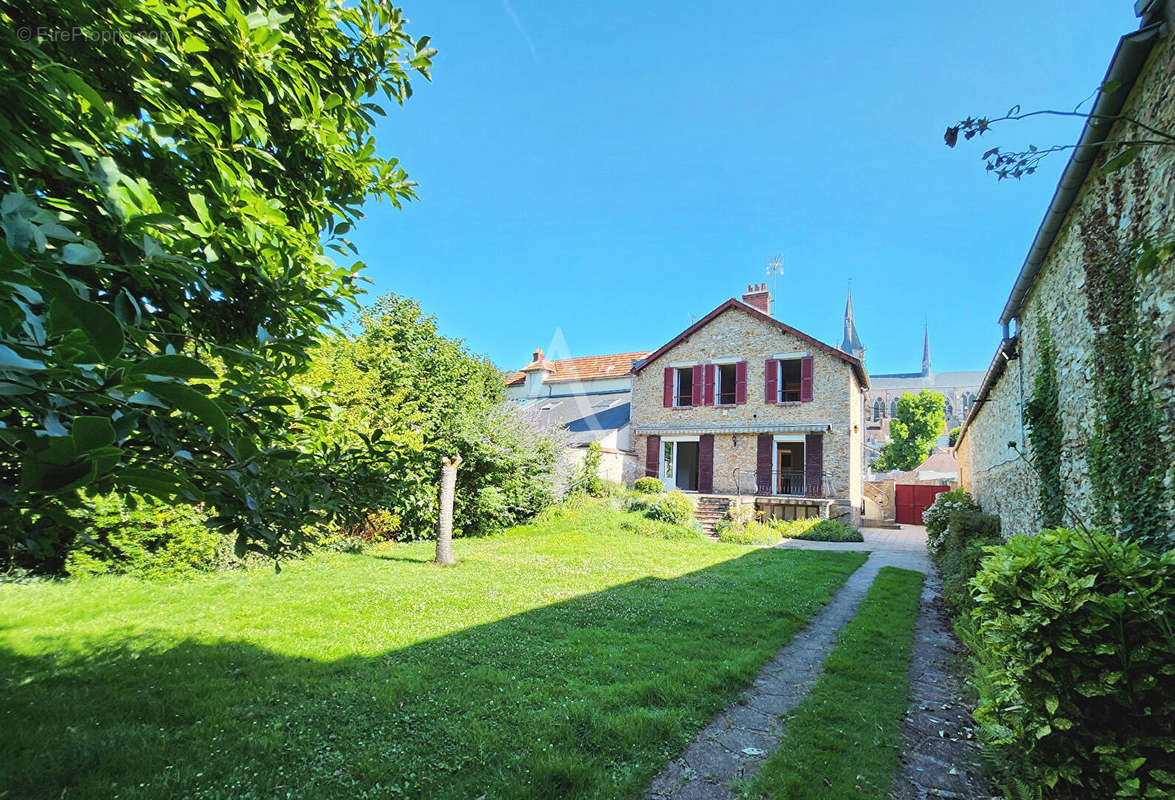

505,351,651,386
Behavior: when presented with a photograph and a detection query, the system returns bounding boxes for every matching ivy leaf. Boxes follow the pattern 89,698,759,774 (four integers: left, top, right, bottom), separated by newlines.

1099,147,1138,177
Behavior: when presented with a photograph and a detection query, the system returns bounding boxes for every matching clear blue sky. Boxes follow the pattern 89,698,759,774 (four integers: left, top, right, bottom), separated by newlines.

349,0,1139,375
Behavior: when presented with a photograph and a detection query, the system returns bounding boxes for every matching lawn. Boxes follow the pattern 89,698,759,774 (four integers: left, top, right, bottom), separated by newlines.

0,502,866,800
741,566,924,799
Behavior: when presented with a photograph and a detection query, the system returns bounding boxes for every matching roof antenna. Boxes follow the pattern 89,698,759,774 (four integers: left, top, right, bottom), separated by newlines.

765,253,784,316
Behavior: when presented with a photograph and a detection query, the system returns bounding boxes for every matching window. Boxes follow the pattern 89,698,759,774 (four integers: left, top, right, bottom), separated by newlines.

872,397,884,421
890,397,899,417
717,363,737,404
778,359,802,402
674,367,693,407
945,398,954,419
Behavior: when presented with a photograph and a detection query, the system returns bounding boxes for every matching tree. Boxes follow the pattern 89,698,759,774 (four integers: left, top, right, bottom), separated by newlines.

0,1,434,568
298,293,565,540
948,426,961,448
434,454,461,566
873,391,946,472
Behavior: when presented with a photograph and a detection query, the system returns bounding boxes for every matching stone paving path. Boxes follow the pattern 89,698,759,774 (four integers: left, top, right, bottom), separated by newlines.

646,525,991,800
894,570,994,800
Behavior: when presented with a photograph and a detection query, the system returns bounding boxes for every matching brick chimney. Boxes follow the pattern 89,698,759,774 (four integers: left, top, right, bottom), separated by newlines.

741,283,771,315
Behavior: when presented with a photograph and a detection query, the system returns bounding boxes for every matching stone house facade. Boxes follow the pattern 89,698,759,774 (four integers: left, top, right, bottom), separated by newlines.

955,1,1175,536
630,291,867,521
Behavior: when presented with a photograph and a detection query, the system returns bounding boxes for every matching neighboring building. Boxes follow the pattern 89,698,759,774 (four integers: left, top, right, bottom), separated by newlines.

505,349,650,485
630,286,868,522
853,306,984,461
955,1,1175,536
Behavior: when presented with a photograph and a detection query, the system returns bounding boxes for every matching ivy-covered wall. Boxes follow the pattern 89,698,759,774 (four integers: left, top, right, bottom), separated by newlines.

958,30,1175,539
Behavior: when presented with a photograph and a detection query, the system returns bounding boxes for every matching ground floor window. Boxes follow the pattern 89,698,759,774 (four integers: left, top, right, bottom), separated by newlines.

776,440,805,495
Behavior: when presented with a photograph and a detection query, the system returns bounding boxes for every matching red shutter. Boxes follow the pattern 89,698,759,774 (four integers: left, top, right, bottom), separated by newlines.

756,433,773,495
663,367,673,407
735,361,747,405
703,364,715,406
645,435,661,478
804,433,823,497
698,434,714,493
691,364,703,407
764,358,779,404
800,356,814,402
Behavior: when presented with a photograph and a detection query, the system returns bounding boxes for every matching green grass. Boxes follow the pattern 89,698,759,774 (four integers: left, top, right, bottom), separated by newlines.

0,502,866,800
741,566,924,799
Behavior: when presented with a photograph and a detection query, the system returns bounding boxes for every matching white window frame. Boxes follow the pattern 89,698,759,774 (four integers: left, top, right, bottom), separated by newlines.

776,357,804,403
715,362,738,405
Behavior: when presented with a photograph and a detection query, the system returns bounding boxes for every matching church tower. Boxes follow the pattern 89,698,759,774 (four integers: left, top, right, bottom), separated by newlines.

921,323,932,376
841,290,865,362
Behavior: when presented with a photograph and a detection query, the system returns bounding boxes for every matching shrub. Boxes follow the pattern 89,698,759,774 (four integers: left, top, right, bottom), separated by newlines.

619,514,706,541
715,521,780,546
970,528,1175,798
65,494,222,580
770,517,864,542
646,491,695,525
923,489,980,555
936,509,1001,615
633,477,664,494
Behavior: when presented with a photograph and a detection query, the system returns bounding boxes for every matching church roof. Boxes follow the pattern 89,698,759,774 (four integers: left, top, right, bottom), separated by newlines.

841,291,863,355
869,370,986,390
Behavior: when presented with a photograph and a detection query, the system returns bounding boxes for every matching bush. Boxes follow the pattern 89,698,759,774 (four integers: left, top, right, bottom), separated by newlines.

970,528,1175,798
633,477,665,494
65,494,222,580
923,489,980,555
770,517,864,542
936,509,1001,615
619,514,707,541
646,491,696,525
715,521,780,546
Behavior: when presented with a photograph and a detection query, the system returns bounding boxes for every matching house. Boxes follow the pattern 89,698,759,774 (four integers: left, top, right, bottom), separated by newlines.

954,0,1175,536
629,285,868,522
505,349,650,485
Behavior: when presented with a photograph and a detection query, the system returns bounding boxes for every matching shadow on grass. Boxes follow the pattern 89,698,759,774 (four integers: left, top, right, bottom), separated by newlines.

0,548,864,800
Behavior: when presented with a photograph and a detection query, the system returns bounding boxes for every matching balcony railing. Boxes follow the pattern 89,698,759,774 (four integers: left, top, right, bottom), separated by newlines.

732,468,838,499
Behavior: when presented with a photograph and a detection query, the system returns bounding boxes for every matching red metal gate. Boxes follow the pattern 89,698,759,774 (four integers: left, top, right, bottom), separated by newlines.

895,484,949,525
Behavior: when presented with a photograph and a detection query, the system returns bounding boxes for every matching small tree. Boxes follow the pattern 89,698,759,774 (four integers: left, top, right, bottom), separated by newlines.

948,426,962,448
873,391,946,472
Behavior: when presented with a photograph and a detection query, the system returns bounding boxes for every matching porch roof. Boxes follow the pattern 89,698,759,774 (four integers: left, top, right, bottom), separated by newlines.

633,422,831,436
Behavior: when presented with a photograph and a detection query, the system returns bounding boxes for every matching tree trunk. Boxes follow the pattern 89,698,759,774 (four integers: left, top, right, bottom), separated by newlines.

434,453,462,565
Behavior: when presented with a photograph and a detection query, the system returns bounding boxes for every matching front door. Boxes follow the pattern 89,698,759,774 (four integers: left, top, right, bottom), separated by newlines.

662,440,699,491
776,441,804,496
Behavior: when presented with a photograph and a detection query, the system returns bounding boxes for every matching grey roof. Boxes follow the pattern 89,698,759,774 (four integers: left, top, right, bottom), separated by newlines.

841,291,863,355
516,391,630,445
869,370,986,391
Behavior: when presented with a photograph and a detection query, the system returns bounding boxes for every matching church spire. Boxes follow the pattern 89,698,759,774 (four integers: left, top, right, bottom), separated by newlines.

921,322,931,376
841,289,864,362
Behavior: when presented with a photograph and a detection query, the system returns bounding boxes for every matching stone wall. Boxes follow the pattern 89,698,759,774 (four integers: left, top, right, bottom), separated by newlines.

957,29,1175,536
631,304,864,510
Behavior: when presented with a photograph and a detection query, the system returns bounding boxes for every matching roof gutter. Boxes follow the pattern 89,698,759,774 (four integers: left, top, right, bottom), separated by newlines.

998,17,1164,326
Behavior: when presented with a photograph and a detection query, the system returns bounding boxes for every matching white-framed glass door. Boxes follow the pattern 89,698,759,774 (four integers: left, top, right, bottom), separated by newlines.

660,437,700,491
